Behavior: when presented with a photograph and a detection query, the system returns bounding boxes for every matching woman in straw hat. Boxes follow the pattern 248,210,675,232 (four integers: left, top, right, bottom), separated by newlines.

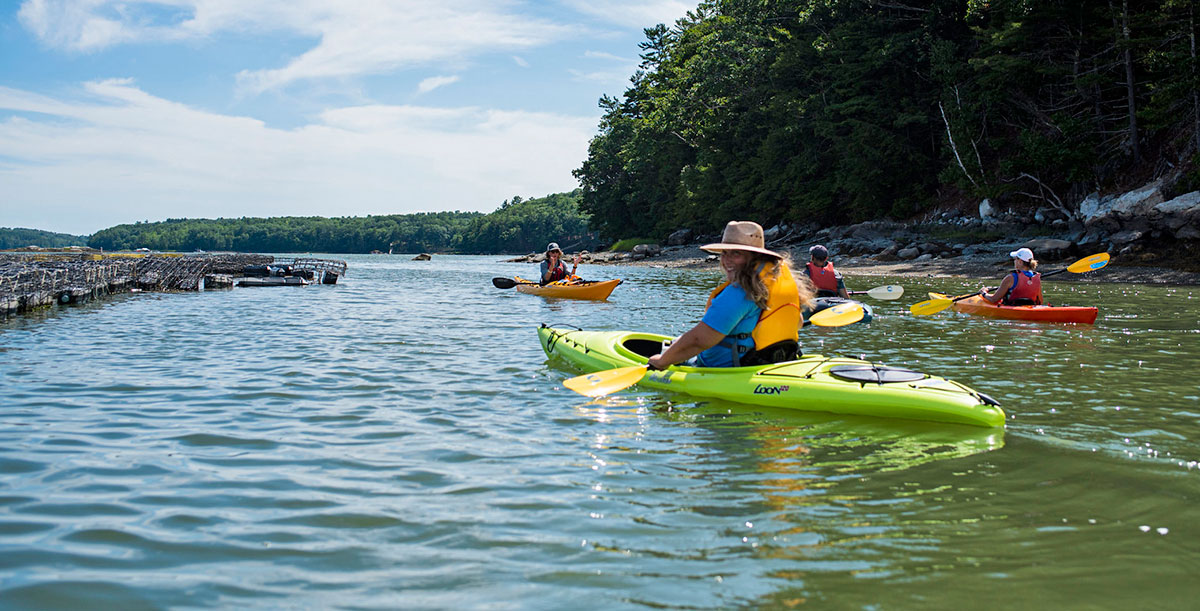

648,221,815,370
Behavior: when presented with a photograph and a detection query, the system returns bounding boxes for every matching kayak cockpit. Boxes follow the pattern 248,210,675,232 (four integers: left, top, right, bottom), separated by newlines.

620,337,663,359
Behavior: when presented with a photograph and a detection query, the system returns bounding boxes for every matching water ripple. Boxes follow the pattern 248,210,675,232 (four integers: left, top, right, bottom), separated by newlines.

0,256,1197,608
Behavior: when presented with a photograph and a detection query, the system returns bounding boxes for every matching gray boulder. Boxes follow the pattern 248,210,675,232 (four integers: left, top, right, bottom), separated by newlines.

1109,181,1165,219
666,229,693,246
1020,238,1073,261
979,198,996,219
1177,225,1200,240
1077,192,1107,220
1110,229,1144,246
632,243,662,257
1150,191,1200,232
897,247,921,260
1034,207,1069,223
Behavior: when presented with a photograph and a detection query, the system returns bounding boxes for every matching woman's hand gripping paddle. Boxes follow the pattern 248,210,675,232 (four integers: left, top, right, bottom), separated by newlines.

909,252,1112,316
848,285,905,300
561,305,864,398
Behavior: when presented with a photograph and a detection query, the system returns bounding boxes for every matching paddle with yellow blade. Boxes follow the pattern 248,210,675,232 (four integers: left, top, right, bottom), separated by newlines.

908,252,1111,316
847,284,905,300
562,303,867,398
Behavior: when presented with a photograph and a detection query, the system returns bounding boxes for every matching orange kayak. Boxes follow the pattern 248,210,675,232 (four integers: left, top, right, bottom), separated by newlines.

515,277,622,300
929,293,1098,324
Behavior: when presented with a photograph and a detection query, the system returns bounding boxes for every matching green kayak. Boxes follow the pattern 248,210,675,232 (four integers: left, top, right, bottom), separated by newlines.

538,325,1005,428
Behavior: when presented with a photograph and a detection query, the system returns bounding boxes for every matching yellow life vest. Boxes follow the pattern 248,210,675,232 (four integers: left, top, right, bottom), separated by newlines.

706,261,801,351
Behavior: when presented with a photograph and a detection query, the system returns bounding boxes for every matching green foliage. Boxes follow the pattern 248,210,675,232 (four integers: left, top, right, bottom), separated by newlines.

457,190,592,254
86,192,589,254
609,238,658,252
0,228,89,250
574,0,1200,240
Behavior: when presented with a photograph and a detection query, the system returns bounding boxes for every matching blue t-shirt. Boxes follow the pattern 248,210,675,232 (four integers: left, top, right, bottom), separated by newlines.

696,284,762,367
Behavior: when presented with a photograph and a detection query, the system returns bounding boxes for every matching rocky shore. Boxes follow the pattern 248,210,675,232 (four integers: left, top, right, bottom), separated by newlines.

582,243,1200,285
509,177,1200,285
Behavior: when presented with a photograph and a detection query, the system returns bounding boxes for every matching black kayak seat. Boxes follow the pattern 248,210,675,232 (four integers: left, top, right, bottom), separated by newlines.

829,365,926,384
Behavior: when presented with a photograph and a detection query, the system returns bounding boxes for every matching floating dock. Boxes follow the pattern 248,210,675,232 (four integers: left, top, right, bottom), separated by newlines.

0,252,348,318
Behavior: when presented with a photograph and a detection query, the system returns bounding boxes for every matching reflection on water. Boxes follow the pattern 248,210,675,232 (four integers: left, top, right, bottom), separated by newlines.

1,255,1198,608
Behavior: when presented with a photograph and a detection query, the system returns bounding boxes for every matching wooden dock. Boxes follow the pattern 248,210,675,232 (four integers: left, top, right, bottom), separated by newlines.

0,252,348,318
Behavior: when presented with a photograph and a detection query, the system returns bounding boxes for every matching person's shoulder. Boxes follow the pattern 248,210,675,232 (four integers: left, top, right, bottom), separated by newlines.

713,282,749,303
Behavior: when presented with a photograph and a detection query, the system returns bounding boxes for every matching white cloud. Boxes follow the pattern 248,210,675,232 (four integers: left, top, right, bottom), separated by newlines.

561,0,692,30
19,1,579,91
568,68,633,85
584,50,631,63
0,82,597,234
416,75,460,95
512,55,529,68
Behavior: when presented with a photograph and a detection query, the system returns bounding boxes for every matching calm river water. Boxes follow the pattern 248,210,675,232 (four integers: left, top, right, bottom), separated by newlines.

1,254,1198,609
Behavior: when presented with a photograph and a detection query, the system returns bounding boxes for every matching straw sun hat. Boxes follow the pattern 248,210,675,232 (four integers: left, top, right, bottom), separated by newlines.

701,221,782,259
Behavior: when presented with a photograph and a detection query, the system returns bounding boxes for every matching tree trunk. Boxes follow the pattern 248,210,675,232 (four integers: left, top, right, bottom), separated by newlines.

1120,0,1141,162
1192,1,1199,153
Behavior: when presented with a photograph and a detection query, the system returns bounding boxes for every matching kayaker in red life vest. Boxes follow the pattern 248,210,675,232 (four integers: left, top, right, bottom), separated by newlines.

805,245,849,298
540,242,581,285
648,221,815,370
981,247,1043,305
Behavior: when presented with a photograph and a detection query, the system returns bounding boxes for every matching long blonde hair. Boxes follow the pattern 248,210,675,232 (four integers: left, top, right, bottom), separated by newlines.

731,252,816,310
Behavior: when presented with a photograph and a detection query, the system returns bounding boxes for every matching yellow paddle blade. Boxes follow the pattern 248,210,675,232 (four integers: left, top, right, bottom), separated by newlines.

808,302,865,327
910,297,954,316
563,365,648,397
1067,252,1110,273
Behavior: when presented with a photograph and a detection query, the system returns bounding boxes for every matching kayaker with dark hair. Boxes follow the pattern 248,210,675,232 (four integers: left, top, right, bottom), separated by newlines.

981,247,1042,305
805,244,849,298
648,221,815,370
540,242,581,285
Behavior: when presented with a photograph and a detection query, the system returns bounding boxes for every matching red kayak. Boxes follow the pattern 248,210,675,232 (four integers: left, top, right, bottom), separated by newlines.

929,293,1098,324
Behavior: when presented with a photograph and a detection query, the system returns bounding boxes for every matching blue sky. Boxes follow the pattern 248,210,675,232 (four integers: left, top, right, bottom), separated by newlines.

0,0,692,235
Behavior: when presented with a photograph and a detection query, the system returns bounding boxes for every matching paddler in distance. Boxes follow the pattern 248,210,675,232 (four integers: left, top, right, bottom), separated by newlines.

805,244,849,298
981,247,1043,305
540,242,581,285
648,221,815,370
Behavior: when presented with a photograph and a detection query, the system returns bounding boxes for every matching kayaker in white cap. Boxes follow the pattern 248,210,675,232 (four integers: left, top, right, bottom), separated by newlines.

981,247,1043,305
648,221,815,370
540,242,581,285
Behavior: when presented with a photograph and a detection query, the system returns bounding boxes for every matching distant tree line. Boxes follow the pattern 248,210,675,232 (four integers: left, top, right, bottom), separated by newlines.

86,191,590,254
573,0,1200,240
0,227,89,250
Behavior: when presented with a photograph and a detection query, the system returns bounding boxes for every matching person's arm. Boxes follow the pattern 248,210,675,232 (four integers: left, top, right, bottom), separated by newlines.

648,322,725,370
835,274,849,299
540,260,554,284
981,275,1013,304
570,253,581,279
